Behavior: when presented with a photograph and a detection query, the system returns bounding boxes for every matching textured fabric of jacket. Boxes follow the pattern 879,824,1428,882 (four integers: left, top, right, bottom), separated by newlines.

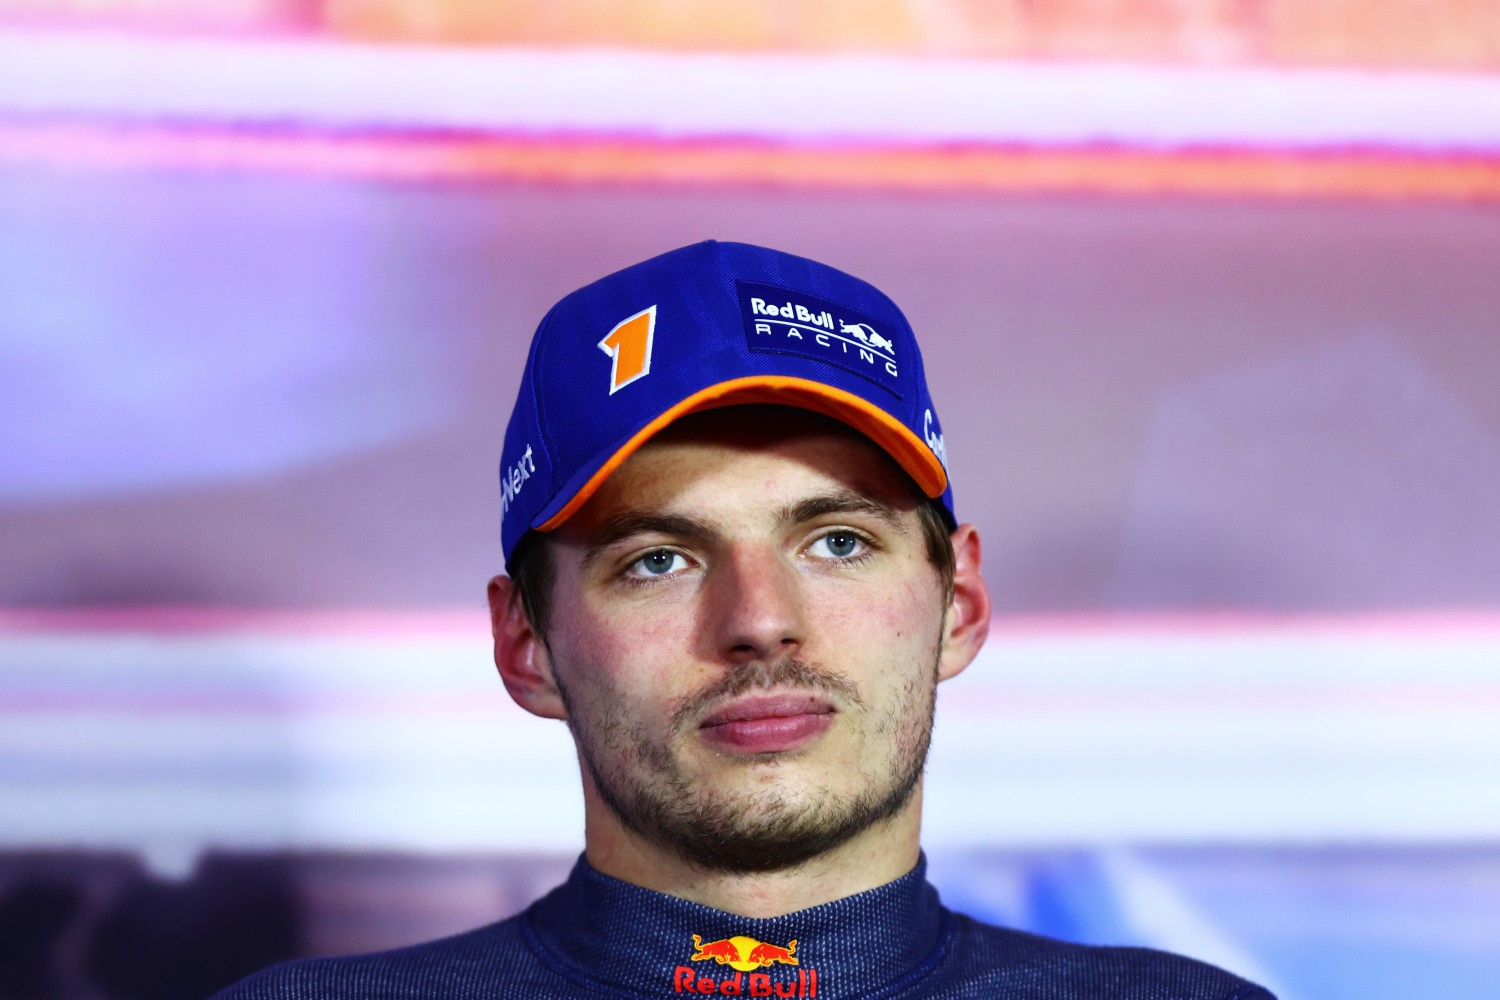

212,855,1275,999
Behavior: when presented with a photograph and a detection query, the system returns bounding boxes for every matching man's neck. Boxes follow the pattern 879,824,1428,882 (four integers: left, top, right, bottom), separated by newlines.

580,790,925,918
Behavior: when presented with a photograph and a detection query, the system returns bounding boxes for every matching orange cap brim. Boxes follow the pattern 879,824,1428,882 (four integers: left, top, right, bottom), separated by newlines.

536,375,947,532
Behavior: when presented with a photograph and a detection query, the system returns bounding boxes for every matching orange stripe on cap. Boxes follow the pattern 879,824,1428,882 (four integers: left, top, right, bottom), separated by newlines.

536,376,947,532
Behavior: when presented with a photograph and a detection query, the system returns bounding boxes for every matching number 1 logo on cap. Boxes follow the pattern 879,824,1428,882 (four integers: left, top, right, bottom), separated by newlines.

598,305,657,395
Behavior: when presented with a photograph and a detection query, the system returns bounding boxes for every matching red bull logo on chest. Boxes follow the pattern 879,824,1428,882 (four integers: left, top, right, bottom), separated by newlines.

673,933,820,996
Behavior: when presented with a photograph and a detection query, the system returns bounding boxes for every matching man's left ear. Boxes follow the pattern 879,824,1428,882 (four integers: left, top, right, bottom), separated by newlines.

937,523,991,682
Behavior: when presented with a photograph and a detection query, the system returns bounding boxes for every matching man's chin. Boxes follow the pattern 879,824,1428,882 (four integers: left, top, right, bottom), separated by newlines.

680,788,919,873
600,770,921,874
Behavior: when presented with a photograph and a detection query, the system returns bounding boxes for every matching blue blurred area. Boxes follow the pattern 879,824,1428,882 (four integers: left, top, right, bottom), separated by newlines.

0,169,489,502
928,847,1500,1000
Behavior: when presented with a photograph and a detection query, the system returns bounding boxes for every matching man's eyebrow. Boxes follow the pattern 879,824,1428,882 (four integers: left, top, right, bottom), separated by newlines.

777,489,908,531
578,512,718,568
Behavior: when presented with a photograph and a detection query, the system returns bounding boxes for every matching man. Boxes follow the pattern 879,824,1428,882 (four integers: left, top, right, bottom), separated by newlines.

216,241,1273,998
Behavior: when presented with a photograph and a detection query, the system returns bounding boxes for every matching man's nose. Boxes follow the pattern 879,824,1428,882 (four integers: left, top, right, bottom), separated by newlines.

708,545,807,664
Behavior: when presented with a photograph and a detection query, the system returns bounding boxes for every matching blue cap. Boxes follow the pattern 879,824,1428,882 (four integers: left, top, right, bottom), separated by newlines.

499,240,952,564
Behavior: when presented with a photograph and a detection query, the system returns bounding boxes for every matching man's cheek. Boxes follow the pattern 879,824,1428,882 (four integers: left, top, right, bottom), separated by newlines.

810,585,912,644
556,618,685,712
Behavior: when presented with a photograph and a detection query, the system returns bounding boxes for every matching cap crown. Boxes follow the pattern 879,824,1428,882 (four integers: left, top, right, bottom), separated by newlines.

499,241,951,563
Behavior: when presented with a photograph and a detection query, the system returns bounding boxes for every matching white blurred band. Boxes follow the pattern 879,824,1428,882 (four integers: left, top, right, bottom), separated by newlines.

2,29,1500,151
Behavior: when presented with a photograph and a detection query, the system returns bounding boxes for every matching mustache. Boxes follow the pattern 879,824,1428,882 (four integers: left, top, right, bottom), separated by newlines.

670,657,864,731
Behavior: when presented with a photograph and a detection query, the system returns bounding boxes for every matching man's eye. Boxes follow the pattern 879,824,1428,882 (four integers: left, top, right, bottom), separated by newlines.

628,549,687,577
807,530,865,560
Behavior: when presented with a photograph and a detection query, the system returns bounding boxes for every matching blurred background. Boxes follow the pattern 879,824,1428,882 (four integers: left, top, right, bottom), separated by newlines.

2,2,1499,998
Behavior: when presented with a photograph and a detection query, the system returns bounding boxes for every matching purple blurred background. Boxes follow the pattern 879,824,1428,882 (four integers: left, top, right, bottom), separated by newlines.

7,176,1499,612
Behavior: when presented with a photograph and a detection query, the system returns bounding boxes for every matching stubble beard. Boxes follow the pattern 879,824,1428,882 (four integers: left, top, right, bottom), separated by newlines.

557,651,940,875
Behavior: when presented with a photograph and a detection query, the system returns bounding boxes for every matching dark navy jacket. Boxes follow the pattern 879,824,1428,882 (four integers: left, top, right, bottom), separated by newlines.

212,856,1274,999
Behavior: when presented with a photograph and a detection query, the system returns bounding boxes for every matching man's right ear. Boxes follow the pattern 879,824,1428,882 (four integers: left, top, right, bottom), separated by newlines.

487,575,568,721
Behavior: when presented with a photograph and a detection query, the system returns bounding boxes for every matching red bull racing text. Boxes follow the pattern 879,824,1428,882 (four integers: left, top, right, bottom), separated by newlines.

675,933,819,995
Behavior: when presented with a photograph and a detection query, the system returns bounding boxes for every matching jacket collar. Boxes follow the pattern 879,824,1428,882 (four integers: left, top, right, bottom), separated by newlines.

522,854,952,998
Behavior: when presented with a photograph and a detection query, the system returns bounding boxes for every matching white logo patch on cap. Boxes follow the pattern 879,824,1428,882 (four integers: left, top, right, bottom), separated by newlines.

736,281,902,397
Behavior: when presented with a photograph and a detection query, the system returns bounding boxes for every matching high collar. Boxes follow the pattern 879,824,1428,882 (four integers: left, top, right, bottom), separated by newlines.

521,854,953,999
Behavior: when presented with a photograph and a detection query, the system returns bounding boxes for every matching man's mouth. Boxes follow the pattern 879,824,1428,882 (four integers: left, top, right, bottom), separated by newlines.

697,694,836,754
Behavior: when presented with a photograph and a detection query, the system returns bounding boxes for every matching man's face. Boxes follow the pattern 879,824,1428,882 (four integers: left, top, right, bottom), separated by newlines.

539,407,954,874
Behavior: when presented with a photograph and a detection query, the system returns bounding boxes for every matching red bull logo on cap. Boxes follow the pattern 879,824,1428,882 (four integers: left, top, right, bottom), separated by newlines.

737,280,902,394
674,933,820,995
